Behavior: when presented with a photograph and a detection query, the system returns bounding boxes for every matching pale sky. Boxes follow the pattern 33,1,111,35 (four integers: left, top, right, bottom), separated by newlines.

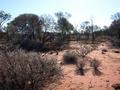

0,0,120,27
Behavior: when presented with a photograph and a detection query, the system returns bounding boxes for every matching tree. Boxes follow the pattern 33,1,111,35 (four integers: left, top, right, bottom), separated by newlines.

110,12,120,39
0,10,11,32
55,11,71,19
111,12,120,20
55,12,74,41
39,15,56,45
8,14,43,40
80,21,91,40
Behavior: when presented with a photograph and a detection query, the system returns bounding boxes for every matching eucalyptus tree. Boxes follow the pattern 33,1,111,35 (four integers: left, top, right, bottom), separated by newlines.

55,12,74,41
0,10,11,32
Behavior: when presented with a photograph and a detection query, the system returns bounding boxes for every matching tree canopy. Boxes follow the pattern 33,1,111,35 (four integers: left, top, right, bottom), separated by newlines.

0,10,11,32
110,12,120,39
8,14,43,39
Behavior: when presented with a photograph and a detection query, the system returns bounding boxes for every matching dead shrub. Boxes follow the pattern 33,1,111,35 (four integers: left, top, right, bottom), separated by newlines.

0,50,62,90
76,57,90,76
76,60,86,75
63,51,78,64
90,59,102,76
76,43,96,58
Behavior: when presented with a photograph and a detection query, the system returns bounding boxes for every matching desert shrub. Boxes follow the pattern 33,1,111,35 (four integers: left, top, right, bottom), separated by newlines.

75,43,96,75
76,60,85,75
80,45,91,57
0,50,62,90
19,39,46,52
63,51,78,64
110,37,120,48
112,83,120,90
90,59,102,76
76,43,96,58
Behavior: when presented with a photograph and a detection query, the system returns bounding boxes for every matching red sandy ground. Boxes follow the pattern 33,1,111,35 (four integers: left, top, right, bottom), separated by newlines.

44,41,120,90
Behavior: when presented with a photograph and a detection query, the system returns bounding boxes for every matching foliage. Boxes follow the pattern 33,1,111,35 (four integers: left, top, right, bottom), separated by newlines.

90,59,102,76
55,12,74,41
76,60,86,75
0,10,11,32
109,12,120,47
39,15,56,45
63,51,78,64
109,19,120,39
0,50,62,90
7,14,43,40
76,43,96,58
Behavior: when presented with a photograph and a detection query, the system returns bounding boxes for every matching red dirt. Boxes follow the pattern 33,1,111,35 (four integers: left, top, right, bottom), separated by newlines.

44,41,120,90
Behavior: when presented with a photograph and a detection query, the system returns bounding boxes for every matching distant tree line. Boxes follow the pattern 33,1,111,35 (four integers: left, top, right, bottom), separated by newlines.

0,10,120,51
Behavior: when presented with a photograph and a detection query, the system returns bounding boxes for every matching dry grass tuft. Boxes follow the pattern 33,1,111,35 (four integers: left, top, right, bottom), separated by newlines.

63,51,78,64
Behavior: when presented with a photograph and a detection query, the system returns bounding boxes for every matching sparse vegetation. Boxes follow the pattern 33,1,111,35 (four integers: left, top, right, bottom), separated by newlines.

110,37,120,48
0,8,120,90
76,43,97,58
90,59,102,76
76,60,86,75
63,51,78,64
0,50,62,90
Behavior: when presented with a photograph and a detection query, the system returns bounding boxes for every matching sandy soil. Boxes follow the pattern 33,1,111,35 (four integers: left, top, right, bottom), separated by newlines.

44,41,120,90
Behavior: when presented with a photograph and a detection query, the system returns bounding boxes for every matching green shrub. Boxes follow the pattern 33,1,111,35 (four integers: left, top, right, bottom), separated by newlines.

0,50,62,90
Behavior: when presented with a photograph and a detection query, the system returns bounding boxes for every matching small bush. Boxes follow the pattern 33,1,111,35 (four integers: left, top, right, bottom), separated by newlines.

76,43,96,58
20,39,48,52
76,60,85,75
63,51,78,64
0,50,62,90
112,83,120,90
90,59,102,76
110,37,120,48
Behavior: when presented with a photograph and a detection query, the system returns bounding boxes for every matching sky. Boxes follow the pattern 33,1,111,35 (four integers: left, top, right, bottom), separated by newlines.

0,0,120,27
